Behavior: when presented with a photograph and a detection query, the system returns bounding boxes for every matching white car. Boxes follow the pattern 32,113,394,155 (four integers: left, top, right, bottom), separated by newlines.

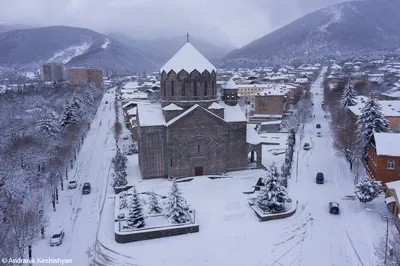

68,181,77,189
50,230,64,246
316,132,322,137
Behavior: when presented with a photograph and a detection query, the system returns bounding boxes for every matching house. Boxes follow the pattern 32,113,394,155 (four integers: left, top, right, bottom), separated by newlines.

384,180,400,231
366,133,400,184
254,88,290,116
379,87,400,100
368,73,385,84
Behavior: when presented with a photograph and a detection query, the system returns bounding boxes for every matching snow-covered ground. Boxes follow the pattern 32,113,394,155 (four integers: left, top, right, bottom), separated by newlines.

35,74,394,265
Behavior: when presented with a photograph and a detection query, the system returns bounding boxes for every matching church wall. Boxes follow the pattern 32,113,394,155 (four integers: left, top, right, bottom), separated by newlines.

208,108,224,119
225,122,248,171
138,125,167,179
167,108,228,177
163,109,185,123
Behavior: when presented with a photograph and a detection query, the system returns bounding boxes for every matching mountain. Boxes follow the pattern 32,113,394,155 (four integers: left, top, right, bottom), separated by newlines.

0,23,32,33
0,26,157,74
224,0,400,66
109,33,233,66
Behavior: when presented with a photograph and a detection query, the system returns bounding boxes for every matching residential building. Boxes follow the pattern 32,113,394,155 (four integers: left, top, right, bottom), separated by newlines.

68,67,103,88
366,133,400,184
384,180,400,231
40,63,64,82
137,41,262,179
254,88,290,116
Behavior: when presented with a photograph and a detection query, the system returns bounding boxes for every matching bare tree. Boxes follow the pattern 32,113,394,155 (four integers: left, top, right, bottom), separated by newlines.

375,232,400,266
295,98,313,130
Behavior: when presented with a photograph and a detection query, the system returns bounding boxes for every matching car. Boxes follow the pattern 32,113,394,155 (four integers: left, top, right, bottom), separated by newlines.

316,124,321,129
82,182,91,194
316,172,324,184
316,132,322,137
105,101,108,104
68,181,77,189
50,230,64,246
303,143,311,150
329,202,340,214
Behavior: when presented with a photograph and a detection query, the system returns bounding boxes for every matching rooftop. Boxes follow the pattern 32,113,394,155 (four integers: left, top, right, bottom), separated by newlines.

219,102,247,122
160,42,216,74
348,96,400,117
246,124,262,145
137,104,165,127
386,180,400,195
208,102,224,110
162,103,184,111
373,132,400,157
223,78,238,90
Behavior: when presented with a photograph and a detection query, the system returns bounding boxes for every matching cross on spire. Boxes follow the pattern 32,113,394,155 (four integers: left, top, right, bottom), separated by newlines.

186,32,189,43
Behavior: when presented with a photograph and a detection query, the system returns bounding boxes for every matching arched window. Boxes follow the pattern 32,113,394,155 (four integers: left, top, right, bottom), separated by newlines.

194,80,197,96
212,82,215,95
198,145,200,152
163,80,166,97
171,81,174,96
387,160,395,169
182,80,185,96
204,82,207,96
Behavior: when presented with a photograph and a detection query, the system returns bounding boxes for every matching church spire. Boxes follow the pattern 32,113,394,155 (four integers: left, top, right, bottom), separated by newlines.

186,32,189,43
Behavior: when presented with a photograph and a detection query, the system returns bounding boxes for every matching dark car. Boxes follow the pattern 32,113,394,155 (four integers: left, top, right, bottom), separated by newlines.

316,124,321,128
303,143,311,150
82,182,91,194
329,202,340,215
316,172,324,184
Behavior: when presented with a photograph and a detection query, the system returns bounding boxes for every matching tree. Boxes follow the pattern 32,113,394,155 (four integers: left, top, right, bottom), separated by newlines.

357,96,389,155
257,170,291,213
127,186,145,228
375,232,400,266
280,162,291,187
148,191,163,214
36,109,59,138
119,192,128,209
354,177,381,206
340,81,357,107
111,148,127,188
59,101,78,129
295,98,313,130
165,179,190,224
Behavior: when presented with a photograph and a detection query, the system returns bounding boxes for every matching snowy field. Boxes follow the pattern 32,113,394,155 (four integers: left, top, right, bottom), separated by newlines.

34,74,395,266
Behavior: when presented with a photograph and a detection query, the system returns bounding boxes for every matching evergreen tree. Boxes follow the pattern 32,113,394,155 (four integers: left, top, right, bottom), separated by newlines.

357,96,389,155
36,109,59,138
148,191,163,214
280,162,291,187
59,101,78,128
119,192,128,209
257,171,291,213
165,179,190,224
354,177,381,206
127,186,145,228
112,148,128,188
340,81,357,107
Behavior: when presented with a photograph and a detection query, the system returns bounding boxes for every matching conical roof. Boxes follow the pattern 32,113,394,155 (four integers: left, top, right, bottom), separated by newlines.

224,78,238,90
160,42,216,74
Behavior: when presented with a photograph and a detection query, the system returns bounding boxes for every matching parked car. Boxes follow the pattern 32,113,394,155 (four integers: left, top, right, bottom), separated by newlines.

316,124,321,129
68,181,77,189
50,230,65,246
105,101,108,104
316,132,322,137
316,172,324,184
303,143,311,150
122,135,129,140
82,182,91,194
329,202,340,214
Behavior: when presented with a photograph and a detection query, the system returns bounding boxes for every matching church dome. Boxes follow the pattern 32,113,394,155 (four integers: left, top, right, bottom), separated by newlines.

224,78,238,90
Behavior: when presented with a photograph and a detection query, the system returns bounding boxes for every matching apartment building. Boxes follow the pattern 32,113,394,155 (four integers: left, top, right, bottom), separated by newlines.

40,63,64,82
68,68,103,88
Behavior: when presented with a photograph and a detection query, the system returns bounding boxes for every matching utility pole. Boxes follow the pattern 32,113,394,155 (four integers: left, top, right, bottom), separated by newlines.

296,150,300,182
380,213,391,264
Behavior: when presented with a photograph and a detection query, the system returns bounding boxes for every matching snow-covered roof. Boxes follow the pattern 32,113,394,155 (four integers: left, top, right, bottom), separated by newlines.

386,180,400,195
208,102,224,110
348,96,400,117
126,107,137,116
223,78,238,90
385,196,396,204
256,87,290,96
381,87,400,99
373,133,400,157
123,81,140,89
137,104,165,127
162,103,183,111
260,120,282,125
219,102,247,122
246,124,262,145
166,104,225,127
160,42,216,74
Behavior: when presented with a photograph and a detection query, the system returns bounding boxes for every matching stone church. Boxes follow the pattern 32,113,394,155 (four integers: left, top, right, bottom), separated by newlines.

137,40,262,179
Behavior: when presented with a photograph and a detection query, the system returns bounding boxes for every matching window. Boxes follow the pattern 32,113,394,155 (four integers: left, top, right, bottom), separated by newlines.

171,81,174,96
170,159,173,167
182,80,185,96
212,83,215,95
194,81,197,96
198,145,200,152
388,160,395,169
204,82,207,96
163,81,166,97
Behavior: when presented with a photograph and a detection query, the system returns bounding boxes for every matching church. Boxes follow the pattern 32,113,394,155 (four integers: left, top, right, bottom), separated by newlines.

137,38,262,179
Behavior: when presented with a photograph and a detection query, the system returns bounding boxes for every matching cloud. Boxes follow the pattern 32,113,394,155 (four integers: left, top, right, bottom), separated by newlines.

0,0,349,47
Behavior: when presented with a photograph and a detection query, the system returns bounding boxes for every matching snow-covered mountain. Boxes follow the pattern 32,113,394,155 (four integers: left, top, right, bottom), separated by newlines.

224,0,400,66
0,26,158,73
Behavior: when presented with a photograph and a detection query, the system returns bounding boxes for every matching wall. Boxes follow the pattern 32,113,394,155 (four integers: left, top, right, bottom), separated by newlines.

255,95,286,115
367,145,400,183
226,122,248,171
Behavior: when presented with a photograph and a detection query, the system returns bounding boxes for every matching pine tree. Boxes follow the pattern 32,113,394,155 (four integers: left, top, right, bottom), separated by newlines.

340,81,357,107
165,179,190,224
36,109,59,138
354,177,381,206
112,148,128,188
148,191,163,214
280,162,291,187
59,101,78,128
357,96,389,155
257,171,291,213
127,186,145,228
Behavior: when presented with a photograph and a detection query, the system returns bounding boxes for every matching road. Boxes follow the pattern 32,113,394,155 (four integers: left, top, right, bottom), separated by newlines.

34,88,116,265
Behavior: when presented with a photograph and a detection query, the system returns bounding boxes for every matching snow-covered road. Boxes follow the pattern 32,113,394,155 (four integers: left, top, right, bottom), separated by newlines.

34,88,116,265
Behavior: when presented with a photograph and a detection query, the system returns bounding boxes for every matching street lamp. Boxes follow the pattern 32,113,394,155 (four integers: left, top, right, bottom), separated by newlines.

380,213,393,265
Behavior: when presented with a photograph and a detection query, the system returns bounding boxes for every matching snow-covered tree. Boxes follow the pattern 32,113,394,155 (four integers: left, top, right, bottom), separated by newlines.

111,148,127,188
357,96,389,155
354,177,381,206
59,101,78,129
127,186,145,228
280,162,291,187
36,109,59,138
340,81,357,107
119,192,128,209
148,191,163,214
165,179,190,224
257,170,291,213
375,232,400,266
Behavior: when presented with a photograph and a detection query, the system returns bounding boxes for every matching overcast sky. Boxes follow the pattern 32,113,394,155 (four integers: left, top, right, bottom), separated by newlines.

1,0,348,48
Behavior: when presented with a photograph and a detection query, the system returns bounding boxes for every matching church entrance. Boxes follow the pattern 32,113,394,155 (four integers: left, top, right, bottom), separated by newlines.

195,167,203,176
